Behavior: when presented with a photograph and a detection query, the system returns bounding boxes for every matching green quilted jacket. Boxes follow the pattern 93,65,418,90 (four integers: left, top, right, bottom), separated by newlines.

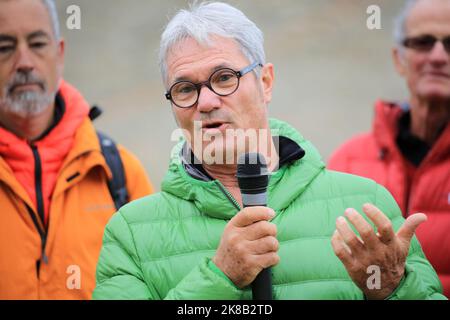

94,119,445,300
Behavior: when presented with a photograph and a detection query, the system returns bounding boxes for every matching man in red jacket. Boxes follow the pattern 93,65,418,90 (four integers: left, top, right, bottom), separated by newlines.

329,0,450,297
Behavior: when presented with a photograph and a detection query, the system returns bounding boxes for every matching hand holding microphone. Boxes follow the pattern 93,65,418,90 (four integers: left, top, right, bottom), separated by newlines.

212,153,278,299
212,206,278,289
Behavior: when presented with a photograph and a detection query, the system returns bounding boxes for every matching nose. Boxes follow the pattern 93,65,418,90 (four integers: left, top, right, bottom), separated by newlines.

15,44,35,73
428,41,449,66
196,85,221,113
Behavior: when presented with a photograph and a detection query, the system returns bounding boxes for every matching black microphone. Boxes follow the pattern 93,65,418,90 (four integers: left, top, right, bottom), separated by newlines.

236,153,272,300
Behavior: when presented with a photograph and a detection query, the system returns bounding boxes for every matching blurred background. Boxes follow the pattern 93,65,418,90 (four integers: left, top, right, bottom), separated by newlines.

56,0,407,190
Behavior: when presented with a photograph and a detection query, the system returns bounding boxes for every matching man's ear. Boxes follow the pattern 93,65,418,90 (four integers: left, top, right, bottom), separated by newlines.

260,63,274,104
392,47,406,77
57,38,65,77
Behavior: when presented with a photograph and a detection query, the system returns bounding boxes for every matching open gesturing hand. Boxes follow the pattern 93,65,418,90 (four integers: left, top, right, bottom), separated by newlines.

331,203,427,300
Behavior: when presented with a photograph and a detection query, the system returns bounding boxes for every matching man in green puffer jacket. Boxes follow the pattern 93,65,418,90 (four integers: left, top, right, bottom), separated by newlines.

93,1,445,300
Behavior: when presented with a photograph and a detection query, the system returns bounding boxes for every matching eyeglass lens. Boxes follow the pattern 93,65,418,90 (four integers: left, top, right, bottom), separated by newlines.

170,68,239,108
404,35,450,53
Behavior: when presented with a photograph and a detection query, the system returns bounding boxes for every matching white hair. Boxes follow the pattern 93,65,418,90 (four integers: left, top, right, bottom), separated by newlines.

41,0,61,40
158,1,266,86
393,0,420,46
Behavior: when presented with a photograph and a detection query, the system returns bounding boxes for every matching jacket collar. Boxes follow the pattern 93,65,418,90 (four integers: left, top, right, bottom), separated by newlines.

162,118,325,219
51,80,112,192
373,100,404,153
34,93,66,141
0,81,111,202
373,100,450,164
52,118,112,199
427,122,450,164
181,136,306,183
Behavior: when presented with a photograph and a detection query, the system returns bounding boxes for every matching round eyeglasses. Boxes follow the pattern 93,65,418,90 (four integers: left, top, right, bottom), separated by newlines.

165,62,263,109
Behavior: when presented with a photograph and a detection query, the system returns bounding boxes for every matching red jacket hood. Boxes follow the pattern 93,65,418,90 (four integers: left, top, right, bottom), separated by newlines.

373,100,450,164
372,100,404,153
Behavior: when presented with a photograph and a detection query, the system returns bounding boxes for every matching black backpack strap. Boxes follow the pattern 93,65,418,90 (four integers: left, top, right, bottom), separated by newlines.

97,131,129,211
89,105,103,121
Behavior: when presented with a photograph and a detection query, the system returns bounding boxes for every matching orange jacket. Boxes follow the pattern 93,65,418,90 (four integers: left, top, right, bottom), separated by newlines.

0,81,153,299
329,100,450,297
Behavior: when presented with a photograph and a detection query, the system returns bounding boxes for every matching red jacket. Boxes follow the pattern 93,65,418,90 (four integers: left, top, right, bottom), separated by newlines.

328,100,450,297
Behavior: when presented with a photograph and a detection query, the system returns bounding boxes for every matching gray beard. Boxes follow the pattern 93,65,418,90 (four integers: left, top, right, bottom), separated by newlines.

0,90,55,116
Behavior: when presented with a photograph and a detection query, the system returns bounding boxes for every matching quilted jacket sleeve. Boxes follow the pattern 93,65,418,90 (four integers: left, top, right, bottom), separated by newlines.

373,185,446,300
163,258,242,300
93,211,155,299
93,210,242,300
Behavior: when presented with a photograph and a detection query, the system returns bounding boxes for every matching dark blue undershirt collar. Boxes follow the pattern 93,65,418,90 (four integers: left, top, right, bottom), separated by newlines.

181,136,306,182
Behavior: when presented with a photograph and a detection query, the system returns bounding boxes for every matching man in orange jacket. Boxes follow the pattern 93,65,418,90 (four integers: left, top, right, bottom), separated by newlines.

0,0,153,299
329,0,449,297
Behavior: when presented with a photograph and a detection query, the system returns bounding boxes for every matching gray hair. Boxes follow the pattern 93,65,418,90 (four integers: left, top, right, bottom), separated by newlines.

393,0,420,46
41,0,61,40
158,1,266,86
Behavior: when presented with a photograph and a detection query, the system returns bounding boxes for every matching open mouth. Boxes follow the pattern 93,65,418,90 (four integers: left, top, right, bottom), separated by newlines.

424,71,450,78
202,122,228,130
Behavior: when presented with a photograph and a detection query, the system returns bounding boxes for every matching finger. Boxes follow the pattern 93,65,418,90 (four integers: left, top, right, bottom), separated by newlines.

333,229,352,254
244,221,277,240
335,216,365,254
248,236,279,255
362,203,395,245
331,230,353,267
345,208,379,249
231,207,276,228
253,252,280,269
397,213,427,244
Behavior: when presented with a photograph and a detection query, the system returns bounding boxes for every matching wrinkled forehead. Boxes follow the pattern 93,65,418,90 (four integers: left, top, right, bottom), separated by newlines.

166,35,245,64
405,0,450,37
0,0,53,37
166,36,249,83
